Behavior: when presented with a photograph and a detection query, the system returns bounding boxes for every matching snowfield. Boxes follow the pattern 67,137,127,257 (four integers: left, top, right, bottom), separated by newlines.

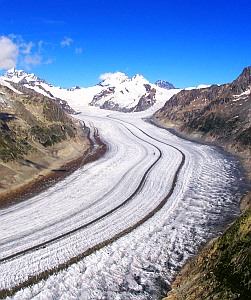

0,106,246,299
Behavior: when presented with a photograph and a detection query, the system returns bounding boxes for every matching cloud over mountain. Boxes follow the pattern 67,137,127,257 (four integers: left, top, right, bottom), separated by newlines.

99,72,113,81
0,36,19,69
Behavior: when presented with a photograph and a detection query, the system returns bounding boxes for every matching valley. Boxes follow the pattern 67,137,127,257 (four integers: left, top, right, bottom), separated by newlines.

0,68,250,299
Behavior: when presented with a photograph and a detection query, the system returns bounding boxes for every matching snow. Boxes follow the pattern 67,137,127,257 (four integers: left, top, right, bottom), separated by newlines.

0,104,246,299
185,84,211,90
3,68,41,84
232,89,251,101
0,78,23,95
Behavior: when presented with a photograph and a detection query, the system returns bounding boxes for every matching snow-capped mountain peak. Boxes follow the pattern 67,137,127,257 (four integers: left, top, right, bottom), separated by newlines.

3,68,46,85
131,74,149,85
4,68,27,79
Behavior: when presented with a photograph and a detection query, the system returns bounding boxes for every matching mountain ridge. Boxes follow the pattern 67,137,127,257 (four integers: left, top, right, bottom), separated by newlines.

154,66,251,168
1,69,178,112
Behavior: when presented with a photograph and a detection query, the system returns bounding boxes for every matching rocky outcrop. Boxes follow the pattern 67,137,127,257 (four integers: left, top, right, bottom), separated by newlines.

155,80,175,89
132,88,157,112
90,87,116,107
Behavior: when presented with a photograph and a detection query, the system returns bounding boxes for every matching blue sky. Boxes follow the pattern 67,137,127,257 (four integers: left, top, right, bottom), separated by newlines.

0,0,251,88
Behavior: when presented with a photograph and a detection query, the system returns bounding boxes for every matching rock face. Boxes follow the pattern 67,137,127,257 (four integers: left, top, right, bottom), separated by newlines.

0,83,80,161
155,80,175,90
132,87,157,112
155,67,251,157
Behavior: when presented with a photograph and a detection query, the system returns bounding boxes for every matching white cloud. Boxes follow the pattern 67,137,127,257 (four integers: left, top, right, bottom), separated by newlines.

75,47,83,54
24,54,42,68
99,72,113,81
0,36,19,70
38,40,43,53
60,37,73,47
0,34,55,71
21,41,34,54
44,58,53,65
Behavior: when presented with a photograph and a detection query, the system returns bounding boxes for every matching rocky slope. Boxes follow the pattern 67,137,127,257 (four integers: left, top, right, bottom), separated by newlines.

0,79,90,203
1,69,178,112
155,66,251,175
155,67,251,299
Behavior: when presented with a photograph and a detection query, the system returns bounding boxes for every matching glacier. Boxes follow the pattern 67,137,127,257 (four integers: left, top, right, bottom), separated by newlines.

0,106,246,299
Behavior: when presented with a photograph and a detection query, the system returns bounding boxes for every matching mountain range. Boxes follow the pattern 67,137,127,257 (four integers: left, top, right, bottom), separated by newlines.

1,69,178,112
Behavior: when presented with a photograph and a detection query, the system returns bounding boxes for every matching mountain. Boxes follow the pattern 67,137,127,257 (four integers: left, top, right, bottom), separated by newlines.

155,67,251,300
1,69,178,112
4,68,47,85
154,67,251,167
91,73,178,112
155,80,175,89
90,73,172,112
0,78,90,202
